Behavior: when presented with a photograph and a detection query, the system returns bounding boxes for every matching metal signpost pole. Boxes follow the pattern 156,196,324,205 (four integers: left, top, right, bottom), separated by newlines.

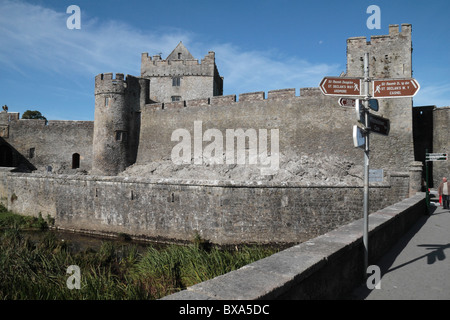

363,52,370,279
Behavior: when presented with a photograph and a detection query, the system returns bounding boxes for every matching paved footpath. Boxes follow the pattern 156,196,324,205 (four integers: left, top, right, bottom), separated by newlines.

349,198,450,300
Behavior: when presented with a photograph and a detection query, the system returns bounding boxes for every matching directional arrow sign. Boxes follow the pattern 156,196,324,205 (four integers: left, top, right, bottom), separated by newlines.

338,97,357,107
320,77,362,96
372,78,420,98
368,114,390,136
426,153,448,161
342,98,379,112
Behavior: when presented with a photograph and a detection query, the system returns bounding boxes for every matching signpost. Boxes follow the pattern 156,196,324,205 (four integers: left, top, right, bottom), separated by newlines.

353,125,365,148
340,97,379,112
355,99,364,124
338,97,357,107
320,53,420,280
372,78,420,98
368,113,390,136
319,77,362,96
426,153,448,161
368,99,379,111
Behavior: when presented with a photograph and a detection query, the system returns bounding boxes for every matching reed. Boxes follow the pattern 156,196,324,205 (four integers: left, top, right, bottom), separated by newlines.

0,208,278,300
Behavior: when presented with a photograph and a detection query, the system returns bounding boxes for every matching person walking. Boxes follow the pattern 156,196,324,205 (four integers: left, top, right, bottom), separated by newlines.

438,177,450,209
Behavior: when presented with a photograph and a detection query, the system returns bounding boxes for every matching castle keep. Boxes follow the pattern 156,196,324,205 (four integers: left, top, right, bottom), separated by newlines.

141,42,223,103
0,24,448,244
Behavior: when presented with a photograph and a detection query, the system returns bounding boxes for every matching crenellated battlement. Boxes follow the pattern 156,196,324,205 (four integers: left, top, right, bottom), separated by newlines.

144,87,325,111
94,73,143,96
347,23,411,46
141,51,216,77
141,51,215,67
139,42,223,103
95,72,132,83
346,23,412,79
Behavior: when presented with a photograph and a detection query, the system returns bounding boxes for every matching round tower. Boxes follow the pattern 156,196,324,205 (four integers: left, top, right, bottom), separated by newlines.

92,73,132,175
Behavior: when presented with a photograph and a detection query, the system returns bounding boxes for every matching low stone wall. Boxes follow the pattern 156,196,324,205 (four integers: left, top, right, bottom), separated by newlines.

1,170,411,245
163,192,426,299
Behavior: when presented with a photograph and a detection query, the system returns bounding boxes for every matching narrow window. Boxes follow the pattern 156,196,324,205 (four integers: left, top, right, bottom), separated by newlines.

171,96,181,102
115,131,127,141
72,153,80,169
105,97,110,107
178,52,182,59
172,77,181,87
29,147,35,159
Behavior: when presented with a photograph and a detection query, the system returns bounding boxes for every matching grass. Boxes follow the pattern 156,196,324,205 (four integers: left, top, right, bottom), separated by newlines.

0,204,279,300
0,203,51,230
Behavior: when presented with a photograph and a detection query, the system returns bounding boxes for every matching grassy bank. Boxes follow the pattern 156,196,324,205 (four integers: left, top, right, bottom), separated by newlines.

0,204,278,300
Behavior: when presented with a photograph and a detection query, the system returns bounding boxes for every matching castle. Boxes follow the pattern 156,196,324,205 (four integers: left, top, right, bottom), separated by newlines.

0,24,448,244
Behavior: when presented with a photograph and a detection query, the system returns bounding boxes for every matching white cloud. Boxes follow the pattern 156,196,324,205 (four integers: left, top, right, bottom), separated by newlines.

413,82,450,107
0,0,192,77
0,0,342,119
213,43,341,96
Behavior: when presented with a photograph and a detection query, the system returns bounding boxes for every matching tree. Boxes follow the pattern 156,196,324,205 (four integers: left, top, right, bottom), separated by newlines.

22,110,47,123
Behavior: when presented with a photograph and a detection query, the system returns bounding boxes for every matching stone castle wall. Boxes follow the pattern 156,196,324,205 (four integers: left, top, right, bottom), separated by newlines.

0,170,411,245
134,87,414,179
0,117,93,173
433,106,450,186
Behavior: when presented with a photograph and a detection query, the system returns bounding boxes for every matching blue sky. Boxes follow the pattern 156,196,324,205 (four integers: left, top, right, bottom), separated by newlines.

1,0,449,120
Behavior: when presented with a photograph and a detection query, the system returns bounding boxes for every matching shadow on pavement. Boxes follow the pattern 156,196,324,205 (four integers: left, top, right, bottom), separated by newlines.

345,206,438,300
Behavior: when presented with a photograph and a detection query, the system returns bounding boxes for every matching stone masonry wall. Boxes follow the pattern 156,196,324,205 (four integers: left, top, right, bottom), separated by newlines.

432,106,450,186
0,171,411,245
135,87,414,179
141,49,222,103
0,118,93,173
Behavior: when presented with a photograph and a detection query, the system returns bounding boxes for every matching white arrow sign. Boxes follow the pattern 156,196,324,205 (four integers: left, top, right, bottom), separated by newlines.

338,97,357,107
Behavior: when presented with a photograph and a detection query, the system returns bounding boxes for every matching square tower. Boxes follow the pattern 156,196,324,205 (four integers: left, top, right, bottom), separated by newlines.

140,42,223,103
346,24,412,79
346,24,415,170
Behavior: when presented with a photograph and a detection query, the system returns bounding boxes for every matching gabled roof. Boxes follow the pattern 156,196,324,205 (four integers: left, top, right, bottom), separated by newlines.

166,42,195,60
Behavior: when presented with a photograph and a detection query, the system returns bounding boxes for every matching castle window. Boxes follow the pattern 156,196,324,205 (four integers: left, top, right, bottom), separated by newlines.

178,52,182,59
72,153,80,169
105,97,110,107
29,148,35,159
172,77,181,87
171,96,181,102
115,131,127,142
